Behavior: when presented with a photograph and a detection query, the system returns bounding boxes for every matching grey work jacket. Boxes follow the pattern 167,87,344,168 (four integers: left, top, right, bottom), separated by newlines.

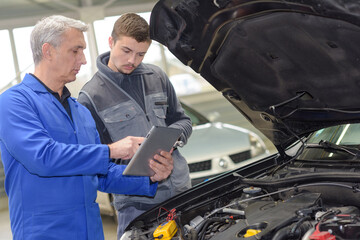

79,53,192,210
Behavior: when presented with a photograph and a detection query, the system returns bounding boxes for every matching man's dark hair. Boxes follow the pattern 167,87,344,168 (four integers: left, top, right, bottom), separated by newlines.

111,13,151,43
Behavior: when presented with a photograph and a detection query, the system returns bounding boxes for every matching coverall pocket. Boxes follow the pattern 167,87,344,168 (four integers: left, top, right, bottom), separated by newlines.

101,102,137,123
100,102,140,141
25,207,80,239
152,96,168,119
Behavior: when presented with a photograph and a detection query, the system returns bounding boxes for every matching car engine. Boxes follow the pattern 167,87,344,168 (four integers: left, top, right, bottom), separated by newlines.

121,165,360,240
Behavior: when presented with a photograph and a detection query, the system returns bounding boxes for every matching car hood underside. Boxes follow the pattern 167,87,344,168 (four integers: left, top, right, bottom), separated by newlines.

150,0,360,151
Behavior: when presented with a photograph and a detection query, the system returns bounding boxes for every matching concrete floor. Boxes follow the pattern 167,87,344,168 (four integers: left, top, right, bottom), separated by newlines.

0,209,11,240
0,208,117,240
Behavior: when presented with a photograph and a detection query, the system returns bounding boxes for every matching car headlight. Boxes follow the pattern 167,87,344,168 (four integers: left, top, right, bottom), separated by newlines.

218,158,228,169
249,133,266,157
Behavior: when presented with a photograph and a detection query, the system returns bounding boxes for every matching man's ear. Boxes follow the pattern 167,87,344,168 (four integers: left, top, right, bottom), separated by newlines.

108,36,114,49
42,42,52,60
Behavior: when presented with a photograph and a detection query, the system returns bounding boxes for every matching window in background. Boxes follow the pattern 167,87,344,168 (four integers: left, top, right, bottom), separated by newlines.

93,15,118,55
13,26,34,80
0,30,16,90
93,11,161,65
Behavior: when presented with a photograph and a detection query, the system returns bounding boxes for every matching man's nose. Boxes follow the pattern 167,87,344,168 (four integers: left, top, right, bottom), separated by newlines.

128,53,137,64
81,52,87,65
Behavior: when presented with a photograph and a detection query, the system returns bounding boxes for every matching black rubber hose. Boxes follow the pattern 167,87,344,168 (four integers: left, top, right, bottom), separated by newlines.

198,217,227,240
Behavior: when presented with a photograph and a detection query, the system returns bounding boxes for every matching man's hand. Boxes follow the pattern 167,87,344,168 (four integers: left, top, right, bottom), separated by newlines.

108,136,144,159
149,150,174,182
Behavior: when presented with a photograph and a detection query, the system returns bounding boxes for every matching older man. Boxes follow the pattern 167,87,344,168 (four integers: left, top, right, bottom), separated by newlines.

0,15,173,240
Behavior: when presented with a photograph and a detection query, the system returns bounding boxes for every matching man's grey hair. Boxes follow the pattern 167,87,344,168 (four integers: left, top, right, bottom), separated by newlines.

31,15,88,65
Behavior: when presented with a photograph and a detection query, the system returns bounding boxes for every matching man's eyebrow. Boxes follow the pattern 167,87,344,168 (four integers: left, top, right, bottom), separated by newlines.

74,45,86,50
121,46,132,51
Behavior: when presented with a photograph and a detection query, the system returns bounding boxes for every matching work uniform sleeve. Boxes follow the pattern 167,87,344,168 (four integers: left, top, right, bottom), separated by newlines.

98,163,157,196
0,88,109,177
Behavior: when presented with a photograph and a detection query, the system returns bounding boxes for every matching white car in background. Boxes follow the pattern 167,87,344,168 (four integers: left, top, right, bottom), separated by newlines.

180,102,269,185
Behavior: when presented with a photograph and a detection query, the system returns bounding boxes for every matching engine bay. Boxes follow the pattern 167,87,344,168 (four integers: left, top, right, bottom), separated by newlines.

122,165,360,240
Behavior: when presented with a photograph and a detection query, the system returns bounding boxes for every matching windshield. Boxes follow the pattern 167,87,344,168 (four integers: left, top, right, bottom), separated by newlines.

181,102,209,126
297,123,360,162
307,123,360,145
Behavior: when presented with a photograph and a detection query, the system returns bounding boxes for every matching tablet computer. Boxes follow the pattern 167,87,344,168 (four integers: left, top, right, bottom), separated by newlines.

122,126,182,176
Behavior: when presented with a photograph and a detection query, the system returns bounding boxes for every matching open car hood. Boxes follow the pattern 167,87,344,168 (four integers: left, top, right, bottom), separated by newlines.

150,0,360,152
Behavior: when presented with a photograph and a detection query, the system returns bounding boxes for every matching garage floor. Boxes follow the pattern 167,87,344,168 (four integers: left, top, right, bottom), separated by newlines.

0,210,11,240
0,208,117,240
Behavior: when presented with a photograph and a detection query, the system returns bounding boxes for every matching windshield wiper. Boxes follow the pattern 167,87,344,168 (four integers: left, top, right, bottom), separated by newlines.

305,140,360,157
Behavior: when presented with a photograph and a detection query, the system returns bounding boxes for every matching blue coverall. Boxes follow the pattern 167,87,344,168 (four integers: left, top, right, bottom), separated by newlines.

0,73,157,240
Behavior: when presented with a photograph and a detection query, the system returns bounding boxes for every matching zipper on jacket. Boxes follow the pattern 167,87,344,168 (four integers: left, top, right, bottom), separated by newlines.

141,76,151,123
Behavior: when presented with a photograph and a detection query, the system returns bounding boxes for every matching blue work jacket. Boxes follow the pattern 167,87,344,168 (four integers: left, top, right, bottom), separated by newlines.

0,74,157,240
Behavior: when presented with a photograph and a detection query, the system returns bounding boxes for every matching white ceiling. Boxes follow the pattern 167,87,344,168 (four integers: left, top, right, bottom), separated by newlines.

0,0,158,30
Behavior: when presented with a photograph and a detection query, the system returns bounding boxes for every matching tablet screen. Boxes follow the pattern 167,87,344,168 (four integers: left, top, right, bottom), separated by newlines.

122,126,182,176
